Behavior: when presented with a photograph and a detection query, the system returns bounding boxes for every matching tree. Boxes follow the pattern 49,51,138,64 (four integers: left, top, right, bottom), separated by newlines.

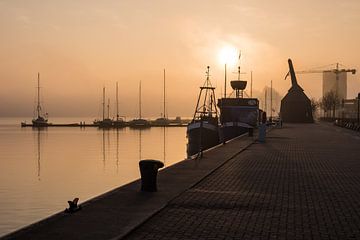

321,91,340,118
310,98,319,116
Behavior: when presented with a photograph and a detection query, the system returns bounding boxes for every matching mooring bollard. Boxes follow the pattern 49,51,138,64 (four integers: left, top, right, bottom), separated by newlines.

248,128,253,137
139,159,164,192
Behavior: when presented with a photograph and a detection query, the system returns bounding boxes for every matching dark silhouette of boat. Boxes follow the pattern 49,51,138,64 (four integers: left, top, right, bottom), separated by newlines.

218,64,259,142
21,73,49,128
95,87,113,128
153,69,170,126
113,82,126,128
187,66,219,156
129,81,150,128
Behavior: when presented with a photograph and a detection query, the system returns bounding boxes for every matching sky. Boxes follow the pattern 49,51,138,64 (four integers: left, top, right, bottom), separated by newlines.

1,0,360,118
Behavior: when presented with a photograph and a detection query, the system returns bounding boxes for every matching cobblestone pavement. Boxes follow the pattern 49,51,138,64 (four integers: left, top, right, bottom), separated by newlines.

124,123,360,240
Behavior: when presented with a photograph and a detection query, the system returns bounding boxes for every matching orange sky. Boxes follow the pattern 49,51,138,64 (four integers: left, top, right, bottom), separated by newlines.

1,0,359,118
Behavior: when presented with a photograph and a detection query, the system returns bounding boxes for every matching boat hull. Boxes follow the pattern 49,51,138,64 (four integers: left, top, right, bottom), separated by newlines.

129,119,151,129
219,123,249,142
32,118,49,128
187,121,219,157
113,120,126,128
218,98,259,141
97,119,113,128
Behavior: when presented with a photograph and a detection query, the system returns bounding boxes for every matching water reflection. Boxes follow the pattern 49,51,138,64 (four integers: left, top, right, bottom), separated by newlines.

33,128,47,181
163,127,166,165
0,123,187,237
116,129,119,172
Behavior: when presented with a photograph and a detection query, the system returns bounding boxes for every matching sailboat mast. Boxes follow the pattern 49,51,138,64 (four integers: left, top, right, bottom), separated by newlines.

139,81,142,119
116,82,119,121
270,80,273,119
102,87,105,121
107,98,110,119
37,73,41,118
163,69,166,118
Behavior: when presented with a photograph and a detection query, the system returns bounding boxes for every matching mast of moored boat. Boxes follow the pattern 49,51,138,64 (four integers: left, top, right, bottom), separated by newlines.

102,87,105,121
36,73,41,119
107,98,110,119
139,81,142,119
163,69,166,118
116,82,119,121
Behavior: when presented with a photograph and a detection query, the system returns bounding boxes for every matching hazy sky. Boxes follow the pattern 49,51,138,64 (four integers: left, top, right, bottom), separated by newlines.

1,0,359,118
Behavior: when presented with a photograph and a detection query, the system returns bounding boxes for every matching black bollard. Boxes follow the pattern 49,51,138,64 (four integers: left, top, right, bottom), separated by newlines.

248,128,253,137
139,159,164,192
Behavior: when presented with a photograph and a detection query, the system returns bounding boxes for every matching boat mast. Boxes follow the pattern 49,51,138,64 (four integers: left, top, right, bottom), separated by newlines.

250,71,253,98
107,98,110,119
163,69,166,118
116,82,119,121
270,80,273,119
102,87,105,121
264,87,267,114
224,64,227,98
237,51,242,98
37,73,41,119
139,81,142,119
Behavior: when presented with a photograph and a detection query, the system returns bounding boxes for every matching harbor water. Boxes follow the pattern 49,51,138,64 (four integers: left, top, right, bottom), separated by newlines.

0,118,187,237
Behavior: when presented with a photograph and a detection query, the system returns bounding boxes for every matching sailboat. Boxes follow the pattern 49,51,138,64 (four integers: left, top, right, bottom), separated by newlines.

154,69,170,126
22,73,49,127
129,81,150,128
113,82,126,128
95,87,113,128
187,66,220,157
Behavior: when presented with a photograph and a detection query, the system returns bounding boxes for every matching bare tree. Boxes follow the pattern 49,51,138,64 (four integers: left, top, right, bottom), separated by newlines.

310,98,319,116
321,91,340,118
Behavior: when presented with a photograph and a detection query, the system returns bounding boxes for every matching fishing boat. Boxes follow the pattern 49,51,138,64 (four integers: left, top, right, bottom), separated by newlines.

218,62,259,142
129,81,150,128
187,66,220,157
113,82,126,128
22,73,49,127
95,87,113,128
153,69,170,126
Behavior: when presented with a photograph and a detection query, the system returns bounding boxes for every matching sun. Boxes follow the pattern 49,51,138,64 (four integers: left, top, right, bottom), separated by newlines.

218,46,239,66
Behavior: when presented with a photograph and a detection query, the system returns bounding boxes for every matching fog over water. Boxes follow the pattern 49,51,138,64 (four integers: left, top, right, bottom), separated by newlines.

1,0,360,117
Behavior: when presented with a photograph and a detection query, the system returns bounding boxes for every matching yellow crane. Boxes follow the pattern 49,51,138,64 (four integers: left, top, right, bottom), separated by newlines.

293,63,356,99
296,63,356,75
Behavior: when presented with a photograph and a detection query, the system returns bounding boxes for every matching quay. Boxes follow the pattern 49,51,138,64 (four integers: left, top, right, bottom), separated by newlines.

4,122,360,239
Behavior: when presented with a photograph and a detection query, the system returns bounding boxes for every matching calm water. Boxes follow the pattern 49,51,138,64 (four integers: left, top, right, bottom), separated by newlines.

0,118,187,237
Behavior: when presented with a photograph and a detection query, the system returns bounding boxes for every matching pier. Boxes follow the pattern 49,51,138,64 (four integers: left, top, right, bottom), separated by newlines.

20,121,189,128
3,122,360,239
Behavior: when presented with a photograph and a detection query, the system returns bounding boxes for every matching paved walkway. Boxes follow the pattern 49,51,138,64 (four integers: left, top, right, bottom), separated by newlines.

124,123,360,239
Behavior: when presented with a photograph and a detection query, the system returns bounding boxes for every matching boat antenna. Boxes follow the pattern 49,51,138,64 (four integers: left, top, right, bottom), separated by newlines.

205,66,211,87
238,51,242,81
